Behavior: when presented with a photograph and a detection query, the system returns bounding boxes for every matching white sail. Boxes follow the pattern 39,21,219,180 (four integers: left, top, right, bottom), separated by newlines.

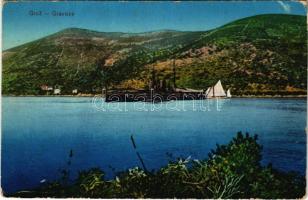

227,89,232,98
213,80,226,97
205,87,211,97
206,87,213,98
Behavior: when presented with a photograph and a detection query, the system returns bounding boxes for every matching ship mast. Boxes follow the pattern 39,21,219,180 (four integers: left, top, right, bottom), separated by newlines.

173,59,176,89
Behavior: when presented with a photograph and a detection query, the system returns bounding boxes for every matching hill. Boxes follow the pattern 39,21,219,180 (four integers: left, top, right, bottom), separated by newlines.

3,14,307,95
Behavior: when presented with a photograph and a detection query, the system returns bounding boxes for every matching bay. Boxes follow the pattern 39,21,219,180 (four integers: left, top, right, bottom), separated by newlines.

2,97,306,193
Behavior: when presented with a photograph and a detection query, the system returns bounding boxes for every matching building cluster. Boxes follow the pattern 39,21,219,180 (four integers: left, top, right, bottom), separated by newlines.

40,85,78,95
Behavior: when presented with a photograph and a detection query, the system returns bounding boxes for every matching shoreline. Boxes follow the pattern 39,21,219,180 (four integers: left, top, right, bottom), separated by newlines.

2,94,307,99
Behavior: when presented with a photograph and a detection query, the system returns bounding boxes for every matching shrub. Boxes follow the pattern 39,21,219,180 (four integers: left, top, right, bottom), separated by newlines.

10,132,305,198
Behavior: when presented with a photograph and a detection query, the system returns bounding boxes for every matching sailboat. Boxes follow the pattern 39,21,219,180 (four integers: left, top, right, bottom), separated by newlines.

226,89,232,98
205,80,226,98
205,87,211,96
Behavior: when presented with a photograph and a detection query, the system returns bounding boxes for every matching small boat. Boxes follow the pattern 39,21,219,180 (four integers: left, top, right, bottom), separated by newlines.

226,89,232,98
206,80,226,98
174,88,203,93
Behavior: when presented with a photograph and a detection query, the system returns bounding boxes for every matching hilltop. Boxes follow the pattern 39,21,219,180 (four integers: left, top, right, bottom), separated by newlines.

3,14,307,95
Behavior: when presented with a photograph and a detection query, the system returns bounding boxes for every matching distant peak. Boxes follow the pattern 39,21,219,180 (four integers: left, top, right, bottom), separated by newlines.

57,27,97,34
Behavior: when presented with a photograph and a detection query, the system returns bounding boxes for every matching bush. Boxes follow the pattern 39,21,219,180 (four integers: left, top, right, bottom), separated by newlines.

10,132,305,198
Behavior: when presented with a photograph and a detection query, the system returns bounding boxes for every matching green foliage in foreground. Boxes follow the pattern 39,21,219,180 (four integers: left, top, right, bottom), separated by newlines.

10,132,305,198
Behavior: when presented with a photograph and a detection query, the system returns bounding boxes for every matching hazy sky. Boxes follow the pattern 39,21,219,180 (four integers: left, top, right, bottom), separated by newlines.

3,1,306,50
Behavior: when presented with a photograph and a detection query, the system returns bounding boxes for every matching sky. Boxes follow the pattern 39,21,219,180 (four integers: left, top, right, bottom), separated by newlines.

3,1,306,50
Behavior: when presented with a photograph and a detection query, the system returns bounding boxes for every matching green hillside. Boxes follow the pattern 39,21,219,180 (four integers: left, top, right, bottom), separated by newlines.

2,14,307,95
150,14,307,95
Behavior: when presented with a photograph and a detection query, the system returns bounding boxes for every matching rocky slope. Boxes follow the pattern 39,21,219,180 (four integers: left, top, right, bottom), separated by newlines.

3,14,306,95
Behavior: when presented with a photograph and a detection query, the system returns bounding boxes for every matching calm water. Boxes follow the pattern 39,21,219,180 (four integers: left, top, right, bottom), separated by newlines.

2,97,307,193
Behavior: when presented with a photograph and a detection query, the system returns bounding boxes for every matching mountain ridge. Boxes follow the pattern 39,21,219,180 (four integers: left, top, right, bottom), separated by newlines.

4,28,191,52
4,13,305,51
3,14,307,95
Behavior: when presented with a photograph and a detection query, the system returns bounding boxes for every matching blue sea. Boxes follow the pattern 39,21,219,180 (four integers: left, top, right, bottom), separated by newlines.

2,97,307,194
